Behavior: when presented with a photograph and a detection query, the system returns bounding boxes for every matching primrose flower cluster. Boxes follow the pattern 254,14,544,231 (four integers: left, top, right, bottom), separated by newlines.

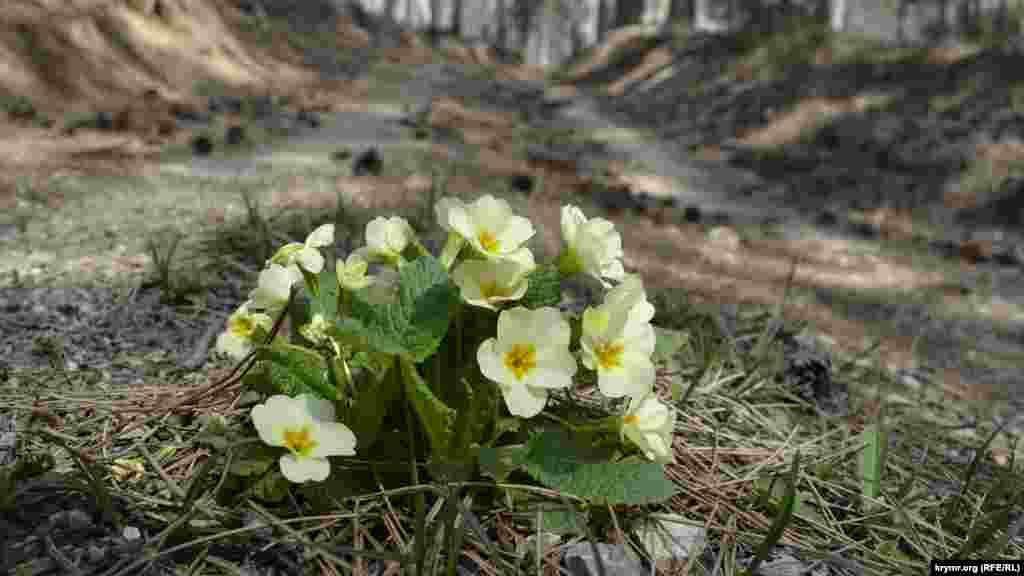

216,195,676,483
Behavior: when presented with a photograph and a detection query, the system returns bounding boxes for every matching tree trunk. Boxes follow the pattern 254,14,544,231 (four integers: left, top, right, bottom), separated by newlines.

453,0,463,36
597,0,610,40
430,0,442,43
497,0,508,53
614,0,646,26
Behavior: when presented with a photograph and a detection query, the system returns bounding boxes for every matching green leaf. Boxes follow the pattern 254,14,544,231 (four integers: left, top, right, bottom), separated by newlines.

653,327,688,363
476,444,527,482
538,508,586,534
253,469,289,503
859,423,887,510
401,357,456,459
263,343,337,401
228,444,277,477
520,264,562,309
309,265,339,321
343,255,456,362
745,452,801,576
349,360,400,451
519,429,675,505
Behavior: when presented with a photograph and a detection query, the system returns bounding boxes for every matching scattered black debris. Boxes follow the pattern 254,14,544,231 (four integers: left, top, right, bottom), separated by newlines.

296,108,321,129
95,111,113,131
509,174,534,194
353,147,382,176
224,124,246,146
683,204,702,223
331,148,352,162
191,134,214,156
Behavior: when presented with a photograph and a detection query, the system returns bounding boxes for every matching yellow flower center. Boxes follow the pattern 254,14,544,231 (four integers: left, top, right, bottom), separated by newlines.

229,315,256,338
283,426,318,457
478,230,500,253
595,341,625,371
623,414,640,425
504,343,537,380
481,281,511,301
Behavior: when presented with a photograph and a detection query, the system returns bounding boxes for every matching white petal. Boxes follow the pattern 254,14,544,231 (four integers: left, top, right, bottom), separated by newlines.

477,339,510,385
306,224,335,248
525,363,575,390
496,307,533,345
215,332,250,360
279,454,330,483
434,197,463,232
299,394,336,422
295,247,325,274
560,205,586,245
310,421,357,457
501,382,549,418
496,216,535,250
598,368,632,398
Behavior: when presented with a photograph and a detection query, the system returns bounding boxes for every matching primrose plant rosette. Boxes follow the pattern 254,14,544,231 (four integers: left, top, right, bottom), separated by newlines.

251,394,357,483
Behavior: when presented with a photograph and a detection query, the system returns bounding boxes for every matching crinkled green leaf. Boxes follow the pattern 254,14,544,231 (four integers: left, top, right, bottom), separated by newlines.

401,357,456,459
653,327,688,363
520,264,562,309
539,508,586,534
520,429,675,505
348,359,400,452
229,444,277,477
262,343,337,401
309,265,339,321
476,444,527,482
342,255,456,362
253,469,289,503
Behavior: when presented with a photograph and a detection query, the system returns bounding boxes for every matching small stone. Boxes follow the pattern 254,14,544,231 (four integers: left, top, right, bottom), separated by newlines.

122,526,142,541
636,515,706,568
93,110,113,131
87,545,106,564
562,543,644,576
297,108,321,128
683,205,702,223
225,124,246,146
191,135,214,156
815,209,838,227
509,174,534,194
751,553,808,576
353,147,382,176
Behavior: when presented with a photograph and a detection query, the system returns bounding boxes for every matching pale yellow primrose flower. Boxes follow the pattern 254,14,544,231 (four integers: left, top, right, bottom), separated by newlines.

435,195,535,269
337,253,372,291
621,393,675,464
451,258,533,310
249,264,293,313
215,301,273,360
477,307,577,418
251,394,357,483
356,216,415,266
299,313,336,351
269,223,335,284
559,205,625,287
581,275,656,399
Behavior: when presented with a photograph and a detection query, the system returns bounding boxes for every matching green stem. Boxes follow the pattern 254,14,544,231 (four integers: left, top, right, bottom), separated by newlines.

402,358,428,576
443,485,462,576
